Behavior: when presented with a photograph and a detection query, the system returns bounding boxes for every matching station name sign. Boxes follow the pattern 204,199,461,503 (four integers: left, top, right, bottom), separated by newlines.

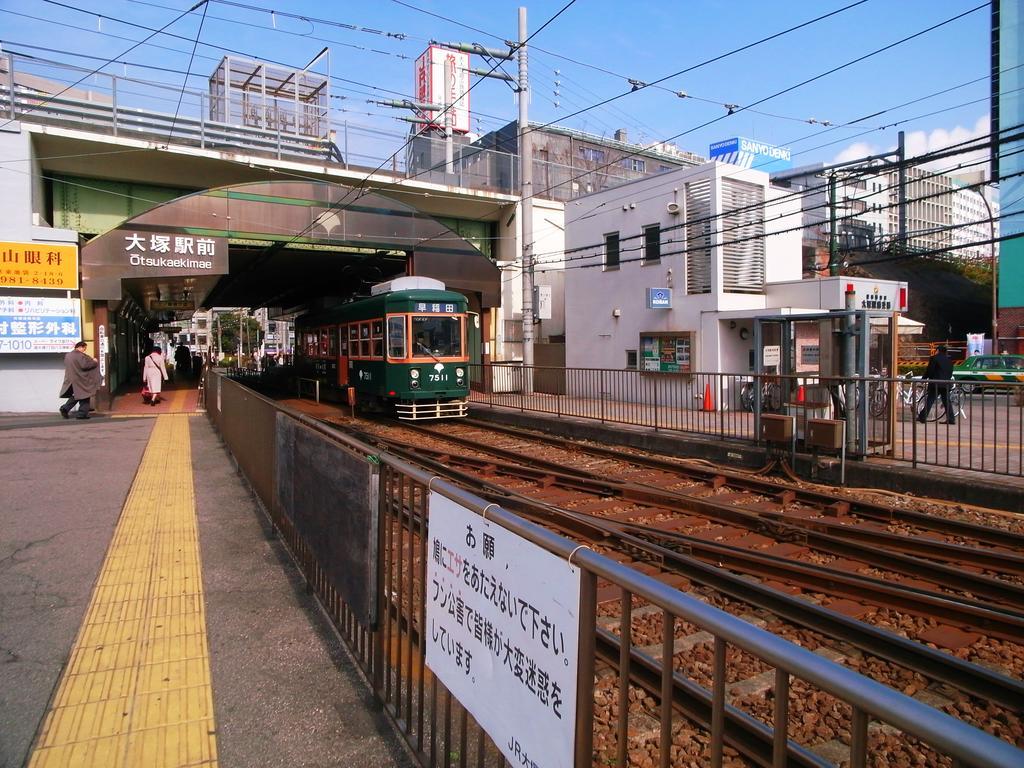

82,228,229,300
122,232,222,270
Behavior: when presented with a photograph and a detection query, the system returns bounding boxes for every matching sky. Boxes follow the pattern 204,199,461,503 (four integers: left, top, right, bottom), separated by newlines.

0,0,995,175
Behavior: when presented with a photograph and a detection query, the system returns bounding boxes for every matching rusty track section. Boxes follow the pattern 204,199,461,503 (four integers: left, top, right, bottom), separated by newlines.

462,418,1024,551
334,419,1024,713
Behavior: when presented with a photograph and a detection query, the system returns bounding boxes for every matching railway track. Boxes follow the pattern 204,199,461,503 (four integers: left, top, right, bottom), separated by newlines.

316,413,1024,763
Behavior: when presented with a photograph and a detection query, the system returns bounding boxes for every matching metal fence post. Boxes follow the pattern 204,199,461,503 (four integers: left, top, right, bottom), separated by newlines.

200,93,206,148
653,371,659,432
6,54,16,119
573,570,596,768
111,75,118,136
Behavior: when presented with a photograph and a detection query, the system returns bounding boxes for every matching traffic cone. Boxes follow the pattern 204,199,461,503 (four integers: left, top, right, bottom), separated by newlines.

796,384,806,404
703,382,714,411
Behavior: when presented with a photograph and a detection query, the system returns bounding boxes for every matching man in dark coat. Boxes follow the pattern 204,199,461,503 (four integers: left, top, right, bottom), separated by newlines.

917,344,956,424
59,341,100,420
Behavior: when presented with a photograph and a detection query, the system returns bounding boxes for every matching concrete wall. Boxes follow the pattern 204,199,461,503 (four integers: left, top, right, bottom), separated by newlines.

0,127,35,241
0,125,84,413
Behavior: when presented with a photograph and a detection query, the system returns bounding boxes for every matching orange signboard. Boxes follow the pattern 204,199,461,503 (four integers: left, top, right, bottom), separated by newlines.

0,241,79,290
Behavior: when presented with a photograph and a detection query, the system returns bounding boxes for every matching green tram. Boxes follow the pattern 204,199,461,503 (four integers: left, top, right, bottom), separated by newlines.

295,277,470,419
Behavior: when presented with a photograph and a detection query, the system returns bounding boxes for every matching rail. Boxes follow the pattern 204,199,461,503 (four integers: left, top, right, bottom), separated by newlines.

204,371,1024,767
469,364,1024,477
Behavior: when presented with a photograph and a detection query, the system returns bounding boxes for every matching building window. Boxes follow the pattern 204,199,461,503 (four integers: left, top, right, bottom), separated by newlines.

196,318,207,329
622,158,646,173
580,147,606,163
604,232,620,270
267,321,276,333
643,224,661,264
197,335,207,346
625,349,638,369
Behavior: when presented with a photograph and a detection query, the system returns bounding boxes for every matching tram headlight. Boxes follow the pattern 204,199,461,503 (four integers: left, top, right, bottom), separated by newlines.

409,369,420,380
456,368,464,377
410,379,420,389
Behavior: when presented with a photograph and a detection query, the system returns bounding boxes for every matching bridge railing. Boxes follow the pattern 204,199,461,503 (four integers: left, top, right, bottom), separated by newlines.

0,52,518,194
205,371,1024,768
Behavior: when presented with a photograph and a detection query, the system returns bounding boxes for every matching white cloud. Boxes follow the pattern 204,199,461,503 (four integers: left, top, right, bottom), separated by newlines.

832,115,990,175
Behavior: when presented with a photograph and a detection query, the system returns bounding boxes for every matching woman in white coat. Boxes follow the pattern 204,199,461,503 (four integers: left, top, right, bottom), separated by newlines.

143,345,169,405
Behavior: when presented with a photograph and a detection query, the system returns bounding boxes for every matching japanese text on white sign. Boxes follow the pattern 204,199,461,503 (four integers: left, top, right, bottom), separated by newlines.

0,296,81,353
425,492,581,768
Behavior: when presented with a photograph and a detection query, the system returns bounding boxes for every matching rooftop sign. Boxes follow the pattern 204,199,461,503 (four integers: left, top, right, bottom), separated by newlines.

709,137,792,172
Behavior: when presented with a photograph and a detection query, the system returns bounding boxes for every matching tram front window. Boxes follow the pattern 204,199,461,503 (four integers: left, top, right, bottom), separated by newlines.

412,316,461,358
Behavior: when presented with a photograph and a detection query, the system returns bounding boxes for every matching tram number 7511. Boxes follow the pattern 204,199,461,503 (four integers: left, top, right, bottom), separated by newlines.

428,372,449,382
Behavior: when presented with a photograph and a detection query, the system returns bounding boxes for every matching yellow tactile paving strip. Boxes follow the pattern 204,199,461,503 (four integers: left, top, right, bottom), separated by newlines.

29,414,218,768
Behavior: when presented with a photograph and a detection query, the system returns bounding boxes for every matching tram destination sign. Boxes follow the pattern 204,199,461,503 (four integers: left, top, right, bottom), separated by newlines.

425,493,581,768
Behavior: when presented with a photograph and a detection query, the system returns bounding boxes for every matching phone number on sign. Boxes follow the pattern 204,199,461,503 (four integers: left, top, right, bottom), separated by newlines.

0,339,73,352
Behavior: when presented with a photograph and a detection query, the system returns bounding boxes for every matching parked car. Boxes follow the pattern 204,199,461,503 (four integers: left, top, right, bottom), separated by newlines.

952,354,1024,392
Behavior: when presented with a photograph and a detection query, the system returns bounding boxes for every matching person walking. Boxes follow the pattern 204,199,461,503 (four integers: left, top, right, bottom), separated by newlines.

59,341,100,420
143,344,169,406
174,343,192,379
917,344,956,424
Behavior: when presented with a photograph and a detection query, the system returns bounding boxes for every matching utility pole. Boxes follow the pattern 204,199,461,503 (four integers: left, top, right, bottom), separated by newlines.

897,130,907,250
444,55,454,175
828,173,839,276
518,6,535,388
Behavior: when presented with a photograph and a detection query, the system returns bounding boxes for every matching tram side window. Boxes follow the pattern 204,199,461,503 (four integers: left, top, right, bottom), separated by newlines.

328,327,338,357
319,328,330,357
372,319,384,358
412,315,462,358
387,316,406,358
305,331,316,357
348,325,359,357
359,322,371,357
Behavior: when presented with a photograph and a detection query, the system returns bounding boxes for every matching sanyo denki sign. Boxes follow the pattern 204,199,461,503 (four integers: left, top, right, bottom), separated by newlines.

709,137,792,173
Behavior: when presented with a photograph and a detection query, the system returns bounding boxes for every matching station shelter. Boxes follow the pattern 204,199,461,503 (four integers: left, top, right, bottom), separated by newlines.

751,308,909,456
9,180,500,412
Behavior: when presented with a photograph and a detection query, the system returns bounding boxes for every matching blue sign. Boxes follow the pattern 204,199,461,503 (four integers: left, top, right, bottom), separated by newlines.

709,137,792,172
0,296,81,353
646,288,672,309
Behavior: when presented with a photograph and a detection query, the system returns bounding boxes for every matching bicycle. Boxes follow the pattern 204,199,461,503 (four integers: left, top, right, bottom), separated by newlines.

899,373,968,422
739,377,782,413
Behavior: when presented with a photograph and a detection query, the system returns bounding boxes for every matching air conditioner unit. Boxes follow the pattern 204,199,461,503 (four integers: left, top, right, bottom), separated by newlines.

666,201,681,215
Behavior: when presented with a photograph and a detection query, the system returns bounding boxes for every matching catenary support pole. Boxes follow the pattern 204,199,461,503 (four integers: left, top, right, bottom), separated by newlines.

844,290,857,457
898,130,907,249
518,6,535,392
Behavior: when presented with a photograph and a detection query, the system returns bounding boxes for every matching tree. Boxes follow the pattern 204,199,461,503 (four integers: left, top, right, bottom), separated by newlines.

213,310,262,360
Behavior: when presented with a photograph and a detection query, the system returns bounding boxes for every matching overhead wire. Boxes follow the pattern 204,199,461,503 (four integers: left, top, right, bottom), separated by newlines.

522,130,1024,270
520,2,989,205
2,0,999,266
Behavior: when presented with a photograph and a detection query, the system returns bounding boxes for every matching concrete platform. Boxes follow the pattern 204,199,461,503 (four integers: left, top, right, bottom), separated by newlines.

0,399,414,768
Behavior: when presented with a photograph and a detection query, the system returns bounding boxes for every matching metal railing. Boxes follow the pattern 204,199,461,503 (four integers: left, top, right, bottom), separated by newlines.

470,365,1024,477
1,53,519,195
204,371,1023,767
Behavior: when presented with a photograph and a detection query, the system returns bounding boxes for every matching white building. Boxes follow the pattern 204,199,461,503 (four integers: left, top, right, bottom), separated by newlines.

772,164,999,265
563,161,908,387
950,175,999,262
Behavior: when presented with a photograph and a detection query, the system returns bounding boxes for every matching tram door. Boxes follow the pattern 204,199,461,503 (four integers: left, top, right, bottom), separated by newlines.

467,312,481,386
337,326,350,387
